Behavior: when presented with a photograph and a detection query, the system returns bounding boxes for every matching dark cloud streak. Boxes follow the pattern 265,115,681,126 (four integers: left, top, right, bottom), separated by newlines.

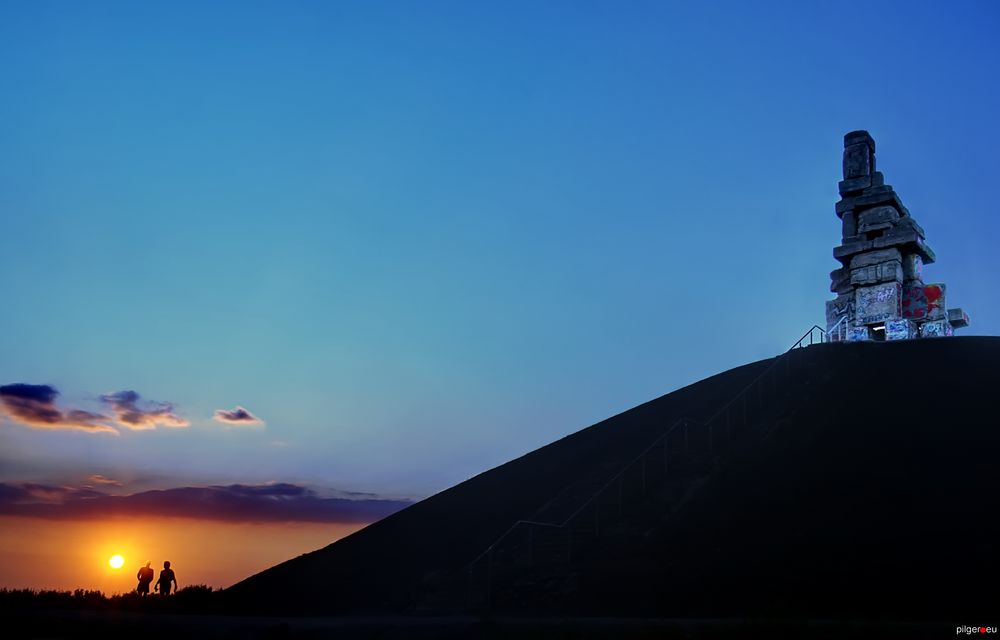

100,390,189,430
213,406,263,425
0,482,410,524
0,383,116,434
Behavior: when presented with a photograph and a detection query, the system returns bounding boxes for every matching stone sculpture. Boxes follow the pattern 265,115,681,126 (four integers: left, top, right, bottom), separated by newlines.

826,131,970,341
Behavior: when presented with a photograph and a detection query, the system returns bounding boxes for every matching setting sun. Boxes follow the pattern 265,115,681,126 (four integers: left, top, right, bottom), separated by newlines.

108,554,124,569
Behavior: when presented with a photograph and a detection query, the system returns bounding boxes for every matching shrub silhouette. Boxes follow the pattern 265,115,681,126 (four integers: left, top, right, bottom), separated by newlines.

0,585,221,615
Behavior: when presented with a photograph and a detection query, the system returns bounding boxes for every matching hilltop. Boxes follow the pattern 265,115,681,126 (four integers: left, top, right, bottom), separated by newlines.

226,336,1000,621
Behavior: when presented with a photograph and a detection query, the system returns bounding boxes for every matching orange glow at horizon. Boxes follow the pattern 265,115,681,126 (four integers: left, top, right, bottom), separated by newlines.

0,516,364,594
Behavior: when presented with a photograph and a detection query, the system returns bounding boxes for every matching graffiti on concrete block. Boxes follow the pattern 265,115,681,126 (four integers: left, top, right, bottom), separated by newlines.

847,326,871,342
885,318,914,341
855,282,901,325
825,295,852,332
919,319,952,338
902,283,946,320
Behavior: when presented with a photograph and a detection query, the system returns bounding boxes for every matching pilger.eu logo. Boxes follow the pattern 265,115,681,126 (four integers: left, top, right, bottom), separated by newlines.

957,626,997,635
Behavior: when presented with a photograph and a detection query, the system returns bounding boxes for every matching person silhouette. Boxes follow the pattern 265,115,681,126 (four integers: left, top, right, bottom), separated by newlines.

135,561,154,596
155,561,177,595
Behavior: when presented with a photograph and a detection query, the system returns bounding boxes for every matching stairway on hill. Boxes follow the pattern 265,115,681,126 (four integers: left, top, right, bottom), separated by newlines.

225,349,777,615
416,344,831,613
227,337,1000,620
495,337,1000,620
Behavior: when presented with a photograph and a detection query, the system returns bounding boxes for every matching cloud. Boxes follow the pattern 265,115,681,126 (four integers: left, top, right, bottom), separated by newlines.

0,482,411,523
87,474,123,487
100,390,189,430
213,406,263,426
1,482,104,503
0,481,411,523
2,384,265,435
0,383,117,434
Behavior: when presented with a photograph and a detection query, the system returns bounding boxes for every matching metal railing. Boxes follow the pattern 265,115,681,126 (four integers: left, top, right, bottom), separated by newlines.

827,315,849,343
792,316,849,348
790,325,826,349
466,413,701,568
464,324,829,608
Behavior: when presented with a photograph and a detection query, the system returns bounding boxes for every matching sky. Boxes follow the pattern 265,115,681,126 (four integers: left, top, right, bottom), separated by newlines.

1,1,998,591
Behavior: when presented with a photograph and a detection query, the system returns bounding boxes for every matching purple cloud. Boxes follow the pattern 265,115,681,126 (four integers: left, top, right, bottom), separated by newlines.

0,482,410,523
0,383,116,434
100,390,189,430
213,406,263,425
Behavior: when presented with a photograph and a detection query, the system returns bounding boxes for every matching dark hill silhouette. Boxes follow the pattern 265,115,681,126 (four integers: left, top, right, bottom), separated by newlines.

226,336,1000,621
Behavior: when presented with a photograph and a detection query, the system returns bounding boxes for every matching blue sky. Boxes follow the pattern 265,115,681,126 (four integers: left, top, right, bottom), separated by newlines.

1,1,998,500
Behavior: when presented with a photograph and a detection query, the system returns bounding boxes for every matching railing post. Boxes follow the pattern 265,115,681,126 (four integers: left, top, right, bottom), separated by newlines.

641,456,647,495
708,418,713,455
527,526,533,565
618,475,624,517
486,548,493,610
568,525,574,564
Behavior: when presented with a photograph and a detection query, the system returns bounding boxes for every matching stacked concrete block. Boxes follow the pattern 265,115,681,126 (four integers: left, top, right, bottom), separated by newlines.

920,320,953,338
885,318,916,341
855,282,902,325
847,326,871,342
902,283,946,321
902,254,923,282
948,308,970,328
825,131,969,341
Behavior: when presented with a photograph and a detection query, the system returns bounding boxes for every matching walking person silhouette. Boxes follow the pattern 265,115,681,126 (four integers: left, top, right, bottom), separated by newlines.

135,561,154,596
155,561,178,595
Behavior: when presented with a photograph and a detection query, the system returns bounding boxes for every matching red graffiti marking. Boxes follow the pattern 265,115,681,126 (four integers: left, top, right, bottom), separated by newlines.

924,285,943,303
